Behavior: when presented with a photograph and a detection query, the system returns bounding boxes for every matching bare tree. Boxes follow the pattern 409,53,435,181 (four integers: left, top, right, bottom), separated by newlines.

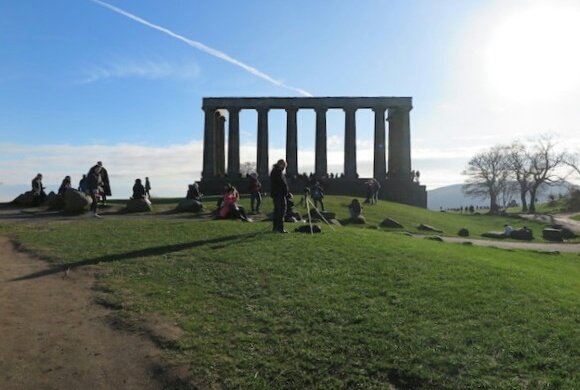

564,149,580,179
506,141,532,212
462,145,511,213
526,135,566,213
239,161,257,177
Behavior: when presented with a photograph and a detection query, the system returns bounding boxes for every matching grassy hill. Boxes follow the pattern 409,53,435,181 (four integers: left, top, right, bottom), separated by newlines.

1,197,579,389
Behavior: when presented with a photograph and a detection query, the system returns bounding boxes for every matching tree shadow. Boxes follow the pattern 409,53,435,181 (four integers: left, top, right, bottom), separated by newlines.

11,232,261,282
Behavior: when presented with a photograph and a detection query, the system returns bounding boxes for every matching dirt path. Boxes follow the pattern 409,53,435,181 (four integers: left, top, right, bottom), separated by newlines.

0,236,169,390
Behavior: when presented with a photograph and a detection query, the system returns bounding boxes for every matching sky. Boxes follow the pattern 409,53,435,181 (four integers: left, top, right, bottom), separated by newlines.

2,0,580,202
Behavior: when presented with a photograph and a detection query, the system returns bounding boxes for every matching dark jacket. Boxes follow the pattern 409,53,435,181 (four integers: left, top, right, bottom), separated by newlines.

269,166,288,199
100,167,112,196
86,168,102,192
132,182,146,199
31,177,45,196
249,177,261,193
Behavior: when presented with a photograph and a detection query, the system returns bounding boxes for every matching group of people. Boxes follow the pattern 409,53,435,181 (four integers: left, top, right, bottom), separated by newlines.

32,163,160,217
240,159,366,233
32,161,112,218
363,178,381,204
30,159,365,229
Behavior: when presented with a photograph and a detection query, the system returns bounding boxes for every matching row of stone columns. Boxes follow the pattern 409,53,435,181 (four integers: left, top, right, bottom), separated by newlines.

202,97,412,182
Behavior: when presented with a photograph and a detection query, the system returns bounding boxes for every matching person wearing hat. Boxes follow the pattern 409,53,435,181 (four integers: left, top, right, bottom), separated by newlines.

269,159,289,233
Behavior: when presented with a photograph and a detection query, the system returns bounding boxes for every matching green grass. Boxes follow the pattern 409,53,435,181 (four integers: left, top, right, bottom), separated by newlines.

1,198,579,389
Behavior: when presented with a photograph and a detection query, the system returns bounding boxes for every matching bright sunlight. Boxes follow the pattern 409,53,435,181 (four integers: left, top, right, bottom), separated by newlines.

485,2,580,102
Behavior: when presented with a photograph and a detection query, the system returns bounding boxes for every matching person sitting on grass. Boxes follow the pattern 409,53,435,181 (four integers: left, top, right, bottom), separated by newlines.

186,182,203,202
348,198,363,218
219,186,251,222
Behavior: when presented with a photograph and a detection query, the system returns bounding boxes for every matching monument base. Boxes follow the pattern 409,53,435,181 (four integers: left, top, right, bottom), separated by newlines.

199,176,427,208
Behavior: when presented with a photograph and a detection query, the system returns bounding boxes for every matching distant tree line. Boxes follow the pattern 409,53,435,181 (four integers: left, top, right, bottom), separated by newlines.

462,134,580,214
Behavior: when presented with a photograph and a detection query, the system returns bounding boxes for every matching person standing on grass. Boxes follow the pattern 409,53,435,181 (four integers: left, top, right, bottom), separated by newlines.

97,161,112,206
145,177,152,199
249,172,262,213
31,173,46,206
270,159,289,233
89,161,112,206
371,178,381,204
86,164,103,218
310,181,325,211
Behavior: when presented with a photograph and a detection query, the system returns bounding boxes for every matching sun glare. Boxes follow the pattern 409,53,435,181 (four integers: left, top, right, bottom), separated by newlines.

485,3,580,102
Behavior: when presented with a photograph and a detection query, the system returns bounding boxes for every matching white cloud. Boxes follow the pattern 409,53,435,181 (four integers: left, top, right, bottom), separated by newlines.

0,141,204,201
78,59,200,84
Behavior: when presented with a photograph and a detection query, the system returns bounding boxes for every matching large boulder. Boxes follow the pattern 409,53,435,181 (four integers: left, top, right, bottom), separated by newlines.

481,232,506,239
380,218,404,228
126,198,153,213
176,199,204,212
511,228,534,241
551,225,577,239
47,192,64,210
418,223,443,233
13,191,36,207
457,228,469,237
543,228,564,242
64,190,92,214
350,215,366,224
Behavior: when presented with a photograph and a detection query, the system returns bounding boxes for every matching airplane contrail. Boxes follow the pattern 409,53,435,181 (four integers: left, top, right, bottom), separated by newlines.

90,0,313,97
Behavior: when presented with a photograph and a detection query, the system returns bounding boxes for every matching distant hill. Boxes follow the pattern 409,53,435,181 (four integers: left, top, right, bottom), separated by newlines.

427,182,576,211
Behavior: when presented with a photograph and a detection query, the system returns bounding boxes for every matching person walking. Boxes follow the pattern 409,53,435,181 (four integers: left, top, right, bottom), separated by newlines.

269,159,289,233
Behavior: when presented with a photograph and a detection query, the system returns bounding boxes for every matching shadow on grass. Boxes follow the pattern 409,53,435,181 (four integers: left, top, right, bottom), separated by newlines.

11,232,261,282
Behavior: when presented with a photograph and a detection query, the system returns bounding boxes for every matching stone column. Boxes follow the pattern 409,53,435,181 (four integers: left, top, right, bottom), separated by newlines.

202,107,216,178
227,108,241,178
373,106,387,180
343,106,357,178
216,112,226,176
285,107,298,176
388,106,412,181
257,108,269,178
315,107,328,177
